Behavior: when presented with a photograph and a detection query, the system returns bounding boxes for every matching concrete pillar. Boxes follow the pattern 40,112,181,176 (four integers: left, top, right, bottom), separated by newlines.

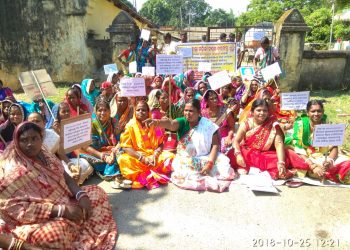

274,9,310,91
106,11,140,70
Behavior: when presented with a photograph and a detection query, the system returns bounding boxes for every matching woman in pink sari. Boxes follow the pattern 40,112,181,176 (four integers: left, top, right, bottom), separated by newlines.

161,77,181,104
0,122,117,249
231,99,294,179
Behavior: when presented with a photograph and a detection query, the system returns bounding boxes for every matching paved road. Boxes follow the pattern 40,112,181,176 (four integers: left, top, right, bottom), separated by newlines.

86,177,350,250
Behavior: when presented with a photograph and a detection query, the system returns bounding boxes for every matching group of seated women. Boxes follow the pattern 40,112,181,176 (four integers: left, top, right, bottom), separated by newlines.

0,72,350,248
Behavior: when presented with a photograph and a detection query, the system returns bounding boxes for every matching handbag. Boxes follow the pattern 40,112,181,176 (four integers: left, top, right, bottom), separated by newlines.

163,132,178,152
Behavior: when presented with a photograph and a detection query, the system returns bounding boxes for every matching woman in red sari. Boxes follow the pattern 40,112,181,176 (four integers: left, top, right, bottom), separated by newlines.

0,122,117,249
65,87,89,117
231,99,294,179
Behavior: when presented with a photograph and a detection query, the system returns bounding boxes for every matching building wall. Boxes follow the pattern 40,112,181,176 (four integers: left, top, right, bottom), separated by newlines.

300,51,350,90
86,0,150,40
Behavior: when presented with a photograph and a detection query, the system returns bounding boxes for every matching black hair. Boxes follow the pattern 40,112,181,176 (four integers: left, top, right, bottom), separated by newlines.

306,100,324,112
17,122,43,139
260,36,270,45
251,99,269,112
164,32,172,39
28,111,45,122
57,102,70,122
67,87,80,99
136,100,150,112
220,33,227,39
95,98,111,111
185,99,201,112
201,34,207,40
0,80,3,86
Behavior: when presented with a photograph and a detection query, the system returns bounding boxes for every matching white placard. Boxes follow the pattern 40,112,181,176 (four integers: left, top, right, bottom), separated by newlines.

312,124,346,147
119,77,146,97
261,62,282,81
140,29,151,41
129,61,137,73
240,66,255,80
281,91,310,110
207,70,231,90
61,114,92,153
103,63,118,75
198,62,212,72
156,54,183,75
142,66,155,76
177,47,193,58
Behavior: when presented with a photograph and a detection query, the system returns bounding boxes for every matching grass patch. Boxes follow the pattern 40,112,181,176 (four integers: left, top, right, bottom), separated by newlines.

13,87,350,149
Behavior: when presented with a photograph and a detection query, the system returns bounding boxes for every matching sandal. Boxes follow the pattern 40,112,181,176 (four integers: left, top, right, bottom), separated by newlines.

286,181,304,188
111,180,132,189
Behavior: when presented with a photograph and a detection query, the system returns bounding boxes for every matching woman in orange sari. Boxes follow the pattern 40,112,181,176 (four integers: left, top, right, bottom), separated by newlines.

117,101,174,189
0,122,117,249
231,99,294,179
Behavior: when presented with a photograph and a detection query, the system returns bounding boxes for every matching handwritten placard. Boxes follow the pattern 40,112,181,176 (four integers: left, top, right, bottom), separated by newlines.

103,63,118,75
240,66,255,80
312,124,346,147
142,66,155,76
156,54,183,75
60,113,92,153
261,62,282,81
207,71,231,90
178,47,193,58
119,77,146,97
281,91,310,110
129,61,137,74
198,62,212,72
19,69,57,100
140,29,151,41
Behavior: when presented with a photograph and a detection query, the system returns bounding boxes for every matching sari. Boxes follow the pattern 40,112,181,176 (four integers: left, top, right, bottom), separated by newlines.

81,79,100,109
171,117,235,192
162,77,181,104
230,117,294,180
65,92,89,117
136,42,149,72
285,115,350,184
117,112,175,189
0,123,117,249
80,114,120,180
30,99,55,128
0,103,26,151
174,70,196,92
0,87,14,101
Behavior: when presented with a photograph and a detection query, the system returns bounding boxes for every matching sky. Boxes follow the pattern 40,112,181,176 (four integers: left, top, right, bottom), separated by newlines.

135,0,251,16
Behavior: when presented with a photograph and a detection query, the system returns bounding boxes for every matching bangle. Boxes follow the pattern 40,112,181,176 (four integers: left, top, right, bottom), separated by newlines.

15,240,24,250
234,151,241,157
57,205,62,218
206,160,214,170
277,161,285,165
8,237,15,250
75,190,86,200
77,193,88,202
327,158,335,165
305,158,313,165
310,164,318,170
137,154,142,161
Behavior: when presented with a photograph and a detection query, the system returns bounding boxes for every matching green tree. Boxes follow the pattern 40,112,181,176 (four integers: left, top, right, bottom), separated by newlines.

139,0,171,26
204,8,235,27
304,8,332,43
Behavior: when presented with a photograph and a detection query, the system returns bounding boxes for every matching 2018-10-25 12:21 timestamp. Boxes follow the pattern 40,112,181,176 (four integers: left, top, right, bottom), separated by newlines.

252,238,340,248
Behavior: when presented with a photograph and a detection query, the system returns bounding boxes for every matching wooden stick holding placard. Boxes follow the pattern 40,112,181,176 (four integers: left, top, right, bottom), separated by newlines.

169,75,172,118
31,71,55,120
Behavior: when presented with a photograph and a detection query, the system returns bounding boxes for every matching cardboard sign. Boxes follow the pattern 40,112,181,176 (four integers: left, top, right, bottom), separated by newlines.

156,54,183,75
312,124,346,147
142,66,155,76
281,91,310,110
129,61,137,74
19,69,57,100
198,62,212,72
103,63,118,75
261,62,282,81
177,47,193,58
140,29,151,41
119,77,146,97
240,66,255,80
207,71,231,90
60,113,92,153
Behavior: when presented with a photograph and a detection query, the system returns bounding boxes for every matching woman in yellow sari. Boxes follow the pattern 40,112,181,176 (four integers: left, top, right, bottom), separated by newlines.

117,101,174,189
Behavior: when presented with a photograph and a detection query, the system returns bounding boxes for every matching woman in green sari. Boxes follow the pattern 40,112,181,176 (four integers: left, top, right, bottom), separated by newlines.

285,100,350,184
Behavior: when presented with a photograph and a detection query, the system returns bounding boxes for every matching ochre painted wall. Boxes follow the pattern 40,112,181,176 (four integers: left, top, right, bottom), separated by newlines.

86,0,150,40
